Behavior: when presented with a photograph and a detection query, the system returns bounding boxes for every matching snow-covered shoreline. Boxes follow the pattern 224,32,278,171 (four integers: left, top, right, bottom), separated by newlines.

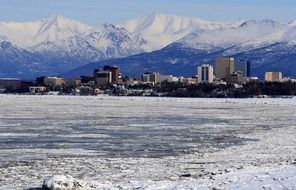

32,164,295,190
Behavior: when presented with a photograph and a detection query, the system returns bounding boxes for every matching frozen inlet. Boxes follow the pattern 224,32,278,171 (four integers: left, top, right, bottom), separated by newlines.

1,95,296,189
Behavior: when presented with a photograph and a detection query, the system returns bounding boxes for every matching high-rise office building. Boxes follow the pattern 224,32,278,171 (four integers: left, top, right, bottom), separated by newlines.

198,64,214,83
103,66,119,83
234,59,251,77
216,57,235,79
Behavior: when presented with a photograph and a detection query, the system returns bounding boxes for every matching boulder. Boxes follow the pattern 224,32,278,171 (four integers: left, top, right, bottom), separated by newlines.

42,175,83,190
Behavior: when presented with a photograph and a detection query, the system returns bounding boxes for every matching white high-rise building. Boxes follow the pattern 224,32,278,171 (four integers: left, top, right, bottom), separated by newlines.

198,64,214,83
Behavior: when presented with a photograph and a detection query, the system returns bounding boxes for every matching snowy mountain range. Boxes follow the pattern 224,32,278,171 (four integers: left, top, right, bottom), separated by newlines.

1,13,296,79
0,15,147,78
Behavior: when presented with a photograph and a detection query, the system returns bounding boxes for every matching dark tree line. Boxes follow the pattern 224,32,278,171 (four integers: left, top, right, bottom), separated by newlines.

154,81,296,98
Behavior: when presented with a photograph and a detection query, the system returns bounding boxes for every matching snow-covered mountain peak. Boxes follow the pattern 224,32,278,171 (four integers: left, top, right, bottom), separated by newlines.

102,23,116,29
119,13,228,50
102,23,127,32
121,12,225,35
175,17,291,52
99,23,133,42
35,15,92,42
0,15,93,48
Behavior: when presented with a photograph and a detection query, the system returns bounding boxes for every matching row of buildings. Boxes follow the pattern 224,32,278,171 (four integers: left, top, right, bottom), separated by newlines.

198,57,284,84
0,57,289,94
198,57,250,84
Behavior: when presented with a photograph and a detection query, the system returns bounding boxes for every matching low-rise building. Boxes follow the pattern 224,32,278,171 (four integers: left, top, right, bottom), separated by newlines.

78,86,94,95
44,77,65,91
142,72,161,84
125,78,140,86
0,78,22,91
29,86,47,94
65,79,81,88
180,77,198,85
94,70,112,86
265,72,283,82
244,77,260,83
225,72,245,84
80,76,95,84
160,75,179,83
36,76,47,86
113,85,129,96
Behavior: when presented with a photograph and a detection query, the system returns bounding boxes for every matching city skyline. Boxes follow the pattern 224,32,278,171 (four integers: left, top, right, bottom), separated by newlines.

0,0,296,25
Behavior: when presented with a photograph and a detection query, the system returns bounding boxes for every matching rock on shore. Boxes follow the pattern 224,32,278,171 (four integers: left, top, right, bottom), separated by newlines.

42,175,83,190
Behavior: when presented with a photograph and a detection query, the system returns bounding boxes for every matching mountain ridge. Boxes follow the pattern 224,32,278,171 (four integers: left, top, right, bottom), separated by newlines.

1,13,296,79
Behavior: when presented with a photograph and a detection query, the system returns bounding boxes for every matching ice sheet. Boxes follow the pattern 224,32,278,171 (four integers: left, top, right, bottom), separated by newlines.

0,95,295,189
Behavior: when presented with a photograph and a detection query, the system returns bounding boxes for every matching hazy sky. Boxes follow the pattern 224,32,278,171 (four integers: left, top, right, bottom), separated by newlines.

0,0,295,25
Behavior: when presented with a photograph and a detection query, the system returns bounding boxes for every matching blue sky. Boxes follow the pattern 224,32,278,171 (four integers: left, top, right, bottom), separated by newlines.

0,0,295,25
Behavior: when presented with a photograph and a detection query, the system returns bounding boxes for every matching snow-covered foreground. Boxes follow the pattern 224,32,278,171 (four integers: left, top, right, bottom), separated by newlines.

0,95,295,190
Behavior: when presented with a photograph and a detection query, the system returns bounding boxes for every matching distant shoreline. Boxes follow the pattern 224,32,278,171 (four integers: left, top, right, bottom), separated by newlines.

0,93,295,99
